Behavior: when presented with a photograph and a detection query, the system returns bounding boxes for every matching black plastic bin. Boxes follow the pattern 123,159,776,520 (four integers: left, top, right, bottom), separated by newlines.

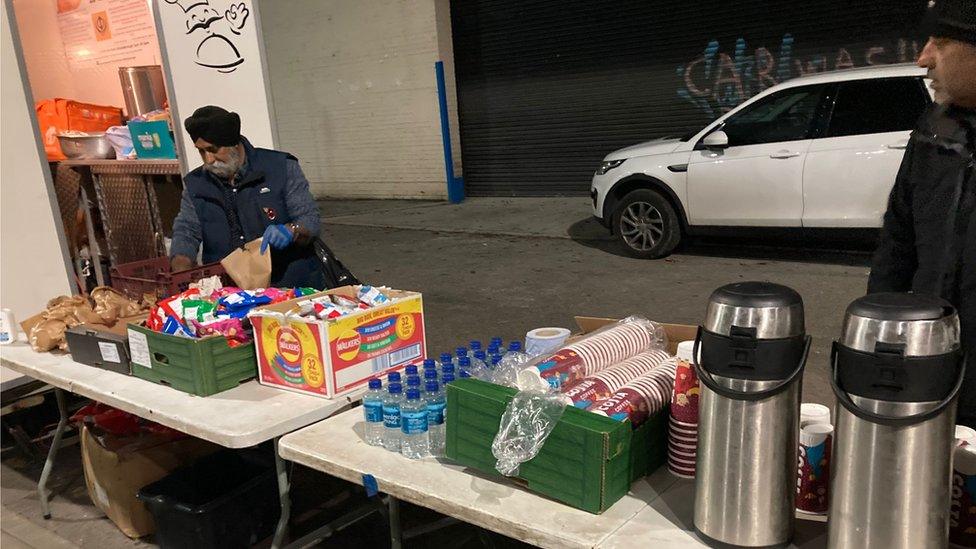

137,449,279,549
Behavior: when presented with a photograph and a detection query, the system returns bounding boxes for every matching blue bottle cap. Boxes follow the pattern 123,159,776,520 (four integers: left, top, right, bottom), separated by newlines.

425,380,440,393
458,356,471,367
469,340,483,351
491,355,502,366
439,352,452,363
474,350,487,361
456,346,468,357
388,372,402,382
424,369,438,380
405,364,418,375
459,370,472,378
441,363,455,373
442,373,455,384
490,337,503,345
508,341,522,352
407,375,421,387
368,378,382,389
406,388,421,400
423,358,436,368
388,382,403,394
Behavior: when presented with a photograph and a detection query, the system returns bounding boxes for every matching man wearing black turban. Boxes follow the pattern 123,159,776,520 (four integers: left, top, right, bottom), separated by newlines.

170,105,325,288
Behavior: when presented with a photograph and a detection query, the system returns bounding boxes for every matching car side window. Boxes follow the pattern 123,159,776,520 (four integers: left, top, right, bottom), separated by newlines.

825,77,930,138
719,85,828,147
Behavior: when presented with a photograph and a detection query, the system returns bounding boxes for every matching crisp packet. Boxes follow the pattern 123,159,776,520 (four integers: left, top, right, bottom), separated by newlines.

295,287,319,297
191,318,250,346
331,294,364,310
358,285,390,307
181,299,217,324
313,301,344,320
162,316,194,338
219,291,272,311
260,288,293,303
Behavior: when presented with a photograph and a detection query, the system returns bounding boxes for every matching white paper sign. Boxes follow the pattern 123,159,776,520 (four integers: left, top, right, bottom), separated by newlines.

127,328,151,369
98,342,122,364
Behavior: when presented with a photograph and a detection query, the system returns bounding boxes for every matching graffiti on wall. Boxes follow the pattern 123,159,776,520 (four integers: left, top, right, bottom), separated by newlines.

676,34,921,117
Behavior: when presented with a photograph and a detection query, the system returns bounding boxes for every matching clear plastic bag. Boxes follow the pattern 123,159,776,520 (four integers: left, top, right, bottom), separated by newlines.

492,389,567,476
490,349,532,388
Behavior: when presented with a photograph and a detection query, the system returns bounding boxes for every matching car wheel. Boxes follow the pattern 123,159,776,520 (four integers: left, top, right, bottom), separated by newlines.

612,189,681,259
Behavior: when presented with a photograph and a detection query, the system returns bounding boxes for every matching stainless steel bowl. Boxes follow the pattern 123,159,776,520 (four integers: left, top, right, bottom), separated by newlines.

57,133,115,159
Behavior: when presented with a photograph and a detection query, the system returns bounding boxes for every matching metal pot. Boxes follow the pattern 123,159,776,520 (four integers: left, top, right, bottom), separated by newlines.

828,292,963,549
57,133,115,159
694,281,810,547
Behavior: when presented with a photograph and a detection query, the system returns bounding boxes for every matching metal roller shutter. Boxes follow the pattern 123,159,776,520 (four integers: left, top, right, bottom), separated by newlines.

450,0,926,196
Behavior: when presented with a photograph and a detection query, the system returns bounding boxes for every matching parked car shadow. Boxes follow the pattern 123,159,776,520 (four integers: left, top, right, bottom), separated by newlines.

567,217,875,267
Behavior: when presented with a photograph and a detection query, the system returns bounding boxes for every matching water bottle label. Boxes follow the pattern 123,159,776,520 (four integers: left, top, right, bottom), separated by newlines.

401,410,428,434
427,402,446,425
364,401,383,423
383,404,401,428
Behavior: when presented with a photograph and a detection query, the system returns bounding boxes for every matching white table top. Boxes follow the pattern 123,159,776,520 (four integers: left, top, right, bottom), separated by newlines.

1,364,35,393
280,408,828,549
0,341,363,448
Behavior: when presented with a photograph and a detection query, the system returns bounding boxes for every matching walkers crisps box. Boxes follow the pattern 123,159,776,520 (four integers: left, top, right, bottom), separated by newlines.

249,286,426,398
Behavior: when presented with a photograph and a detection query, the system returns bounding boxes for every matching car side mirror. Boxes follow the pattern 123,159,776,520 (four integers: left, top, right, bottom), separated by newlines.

702,130,729,150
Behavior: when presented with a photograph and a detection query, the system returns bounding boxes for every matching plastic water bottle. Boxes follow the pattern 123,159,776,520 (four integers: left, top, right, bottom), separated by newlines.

439,352,452,365
459,369,472,379
456,346,468,359
441,363,455,384
470,340,483,354
422,358,437,378
491,354,503,368
490,336,503,348
458,355,471,372
382,383,403,452
425,381,446,457
442,372,456,386
406,375,422,390
505,341,525,358
400,388,429,459
487,343,501,358
363,379,385,446
423,368,439,383
405,364,419,377
388,371,402,384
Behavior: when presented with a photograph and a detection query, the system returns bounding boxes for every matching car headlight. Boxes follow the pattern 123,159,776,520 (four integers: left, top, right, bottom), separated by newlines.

595,159,625,175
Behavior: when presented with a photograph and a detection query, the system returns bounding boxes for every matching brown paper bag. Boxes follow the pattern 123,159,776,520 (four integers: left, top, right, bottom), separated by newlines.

220,238,271,289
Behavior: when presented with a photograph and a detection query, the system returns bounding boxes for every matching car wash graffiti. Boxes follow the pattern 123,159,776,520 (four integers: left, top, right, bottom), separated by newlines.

676,34,921,117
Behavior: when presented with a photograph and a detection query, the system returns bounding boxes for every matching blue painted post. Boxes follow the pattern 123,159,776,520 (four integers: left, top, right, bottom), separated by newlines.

435,61,464,203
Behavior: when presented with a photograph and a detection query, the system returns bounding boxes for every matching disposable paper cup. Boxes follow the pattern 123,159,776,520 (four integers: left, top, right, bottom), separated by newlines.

796,423,833,515
668,455,697,468
669,432,697,446
668,448,697,461
956,425,976,447
668,464,695,479
800,403,831,429
951,444,976,547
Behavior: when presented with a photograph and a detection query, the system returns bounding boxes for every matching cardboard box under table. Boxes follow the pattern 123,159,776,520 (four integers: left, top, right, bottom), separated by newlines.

445,318,696,514
250,286,426,399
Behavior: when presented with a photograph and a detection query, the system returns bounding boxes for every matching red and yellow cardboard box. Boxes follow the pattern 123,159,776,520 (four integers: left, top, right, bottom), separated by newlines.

249,286,426,398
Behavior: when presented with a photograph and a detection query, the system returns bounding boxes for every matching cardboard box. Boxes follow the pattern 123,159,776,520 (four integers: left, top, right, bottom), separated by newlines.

444,317,696,514
250,286,427,399
65,315,147,375
79,424,218,538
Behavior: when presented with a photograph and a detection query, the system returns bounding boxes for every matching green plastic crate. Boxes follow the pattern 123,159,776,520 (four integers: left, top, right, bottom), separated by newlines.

127,324,257,397
445,378,667,514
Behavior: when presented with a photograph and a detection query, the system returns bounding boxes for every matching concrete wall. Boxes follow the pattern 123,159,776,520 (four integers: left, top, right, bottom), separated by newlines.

2,0,74,320
259,0,460,200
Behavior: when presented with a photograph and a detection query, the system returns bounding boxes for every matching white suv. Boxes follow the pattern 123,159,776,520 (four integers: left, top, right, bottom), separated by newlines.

591,64,932,258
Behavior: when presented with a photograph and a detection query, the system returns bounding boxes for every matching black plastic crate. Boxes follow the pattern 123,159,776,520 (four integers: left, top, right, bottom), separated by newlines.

136,449,279,549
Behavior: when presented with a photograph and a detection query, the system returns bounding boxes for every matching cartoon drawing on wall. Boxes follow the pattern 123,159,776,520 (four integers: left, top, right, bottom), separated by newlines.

163,0,250,73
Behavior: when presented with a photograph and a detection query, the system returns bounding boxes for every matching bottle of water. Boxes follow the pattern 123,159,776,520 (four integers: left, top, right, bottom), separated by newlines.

405,364,419,377
440,363,455,384
456,346,468,359
490,354,503,368
442,372,456,386
458,355,471,374
505,341,525,359
425,381,446,457
406,375,422,390
490,336,503,349
439,352,452,365
469,340,483,354
423,368,439,384
487,343,501,358
422,358,437,379
459,369,472,379
382,383,403,452
388,371,402,385
400,388,429,459
469,350,489,379
363,379,385,446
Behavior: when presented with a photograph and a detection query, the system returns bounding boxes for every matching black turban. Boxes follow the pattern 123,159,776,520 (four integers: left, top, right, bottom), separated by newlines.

184,106,241,147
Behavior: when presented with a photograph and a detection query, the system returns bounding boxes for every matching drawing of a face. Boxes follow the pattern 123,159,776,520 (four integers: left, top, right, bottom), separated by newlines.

164,0,250,73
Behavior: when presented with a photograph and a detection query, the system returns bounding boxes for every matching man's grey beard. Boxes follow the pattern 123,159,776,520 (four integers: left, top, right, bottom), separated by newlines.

204,147,242,179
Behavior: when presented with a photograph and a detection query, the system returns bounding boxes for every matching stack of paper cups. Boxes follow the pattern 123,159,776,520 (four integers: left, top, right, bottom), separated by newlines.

796,423,833,514
951,437,976,548
668,341,699,478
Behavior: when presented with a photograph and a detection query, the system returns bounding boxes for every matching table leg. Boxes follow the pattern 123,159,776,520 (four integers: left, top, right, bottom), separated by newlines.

272,437,291,549
38,388,67,520
389,495,402,549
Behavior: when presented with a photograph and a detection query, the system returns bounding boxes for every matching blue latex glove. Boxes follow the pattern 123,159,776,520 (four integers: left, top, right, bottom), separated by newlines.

260,224,294,254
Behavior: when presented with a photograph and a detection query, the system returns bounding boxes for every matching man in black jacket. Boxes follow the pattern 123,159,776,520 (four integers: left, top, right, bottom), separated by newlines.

868,0,976,424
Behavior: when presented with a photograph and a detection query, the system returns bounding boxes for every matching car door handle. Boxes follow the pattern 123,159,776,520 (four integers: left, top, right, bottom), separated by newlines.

769,150,800,159
886,141,909,150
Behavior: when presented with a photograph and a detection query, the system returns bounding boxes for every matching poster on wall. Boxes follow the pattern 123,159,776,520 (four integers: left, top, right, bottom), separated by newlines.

57,0,159,70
